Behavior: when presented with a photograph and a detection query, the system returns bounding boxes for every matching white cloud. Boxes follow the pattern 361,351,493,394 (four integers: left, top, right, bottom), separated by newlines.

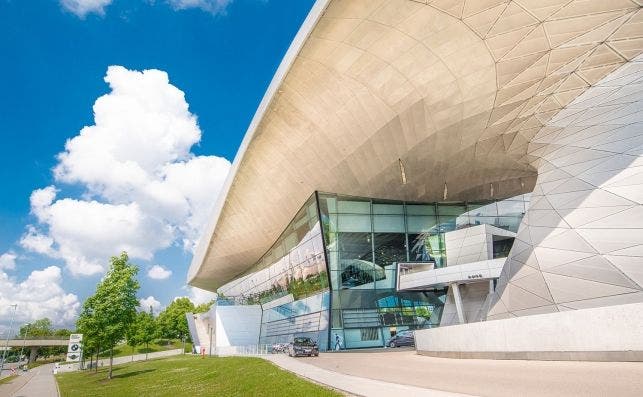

0,252,17,271
147,264,172,280
139,295,163,314
60,0,113,17
168,0,233,14
22,66,231,276
0,266,80,330
20,226,56,257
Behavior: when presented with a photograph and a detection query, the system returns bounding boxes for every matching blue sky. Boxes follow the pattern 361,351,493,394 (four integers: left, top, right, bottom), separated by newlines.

0,0,315,330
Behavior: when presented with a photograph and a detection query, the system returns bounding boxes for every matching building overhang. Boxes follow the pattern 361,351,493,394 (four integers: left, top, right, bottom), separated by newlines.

189,0,642,291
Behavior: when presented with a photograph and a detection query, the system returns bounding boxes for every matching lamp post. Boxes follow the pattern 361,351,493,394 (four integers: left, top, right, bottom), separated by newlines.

19,323,30,366
1,304,18,375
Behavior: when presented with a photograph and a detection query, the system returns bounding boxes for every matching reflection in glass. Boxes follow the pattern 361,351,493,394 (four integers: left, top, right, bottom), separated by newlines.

222,192,529,350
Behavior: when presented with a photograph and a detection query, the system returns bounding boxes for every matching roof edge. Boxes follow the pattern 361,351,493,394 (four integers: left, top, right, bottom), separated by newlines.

187,0,332,290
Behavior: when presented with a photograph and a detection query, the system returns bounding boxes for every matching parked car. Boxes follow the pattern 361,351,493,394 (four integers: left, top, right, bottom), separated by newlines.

288,337,319,357
387,330,415,348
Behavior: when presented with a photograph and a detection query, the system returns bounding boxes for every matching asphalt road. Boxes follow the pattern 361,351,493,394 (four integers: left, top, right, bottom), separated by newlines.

300,350,643,397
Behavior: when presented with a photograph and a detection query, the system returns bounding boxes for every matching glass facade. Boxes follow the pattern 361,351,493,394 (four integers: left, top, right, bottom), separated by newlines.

218,194,330,350
318,192,528,349
218,191,529,350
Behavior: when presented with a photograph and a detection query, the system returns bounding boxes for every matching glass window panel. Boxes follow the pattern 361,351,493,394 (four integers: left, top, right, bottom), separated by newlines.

320,194,337,214
375,267,397,289
373,233,407,267
497,199,526,216
289,245,300,266
373,215,404,233
338,290,379,309
330,270,342,291
437,204,467,215
339,266,377,289
437,215,457,233
406,204,436,216
331,309,343,328
337,199,371,214
327,249,340,272
307,201,318,222
456,214,471,229
406,216,437,233
337,232,372,262
337,214,372,232
495,216,522,232
408,233,444,265
272,243,285,260
283,232,298,252
467,201,498,216
373,203,404,214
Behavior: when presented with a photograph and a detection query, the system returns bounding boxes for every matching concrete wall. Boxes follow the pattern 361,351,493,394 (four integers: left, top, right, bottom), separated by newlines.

417,302,643,361
489,57,643,319
215,305,262,348
440,282,492,326
399,258,504,290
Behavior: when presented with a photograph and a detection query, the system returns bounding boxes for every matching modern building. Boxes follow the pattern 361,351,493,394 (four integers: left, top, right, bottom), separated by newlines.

188,0,643,358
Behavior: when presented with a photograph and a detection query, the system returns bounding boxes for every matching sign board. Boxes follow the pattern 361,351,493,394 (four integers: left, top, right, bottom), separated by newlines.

69,334,83,343
66,334,83,362
68,342,82,353
66,352,81,362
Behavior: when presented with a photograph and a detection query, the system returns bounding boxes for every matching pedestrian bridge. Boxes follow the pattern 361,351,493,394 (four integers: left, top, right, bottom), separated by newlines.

4,338,67,347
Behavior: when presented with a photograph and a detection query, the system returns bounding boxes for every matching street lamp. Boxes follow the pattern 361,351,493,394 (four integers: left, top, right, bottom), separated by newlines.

0,304,18,375
19,323,30,366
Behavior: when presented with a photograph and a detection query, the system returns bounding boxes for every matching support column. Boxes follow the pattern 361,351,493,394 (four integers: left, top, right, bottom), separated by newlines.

451,283,465,324
29,346,38,364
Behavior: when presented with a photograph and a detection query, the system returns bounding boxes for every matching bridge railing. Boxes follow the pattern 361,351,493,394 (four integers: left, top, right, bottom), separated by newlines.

1,334,69,341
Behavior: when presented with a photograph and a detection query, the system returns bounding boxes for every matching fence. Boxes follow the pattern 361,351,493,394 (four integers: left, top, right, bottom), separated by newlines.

214,344,276,356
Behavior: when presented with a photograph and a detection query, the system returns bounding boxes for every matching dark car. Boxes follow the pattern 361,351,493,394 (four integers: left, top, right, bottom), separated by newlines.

288,337,319,357
387,330,415,348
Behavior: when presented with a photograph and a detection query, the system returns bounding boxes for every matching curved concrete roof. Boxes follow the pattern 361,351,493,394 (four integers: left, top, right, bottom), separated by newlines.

189,0,643,291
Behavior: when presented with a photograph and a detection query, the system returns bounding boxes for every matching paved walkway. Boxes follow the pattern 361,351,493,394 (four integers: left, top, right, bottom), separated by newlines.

0,363,58,397
265,354,471,397
295,350,643,397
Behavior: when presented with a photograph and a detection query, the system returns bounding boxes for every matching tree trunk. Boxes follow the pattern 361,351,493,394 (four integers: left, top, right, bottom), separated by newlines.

108,347,114,379
146,342,148,361
95,343,100,373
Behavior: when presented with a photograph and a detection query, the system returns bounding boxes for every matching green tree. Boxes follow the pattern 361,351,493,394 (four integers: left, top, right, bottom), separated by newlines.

19,318,53,337
194,300,214,314
157,297,194,341
127,307,158,360
77,295,103,372
82,252,140,379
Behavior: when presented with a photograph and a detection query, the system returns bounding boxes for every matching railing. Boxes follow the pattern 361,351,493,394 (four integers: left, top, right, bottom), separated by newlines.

214,344,273,356
2,335,68,341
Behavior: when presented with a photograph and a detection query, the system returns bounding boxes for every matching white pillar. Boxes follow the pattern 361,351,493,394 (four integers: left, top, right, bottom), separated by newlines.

451,283,465,324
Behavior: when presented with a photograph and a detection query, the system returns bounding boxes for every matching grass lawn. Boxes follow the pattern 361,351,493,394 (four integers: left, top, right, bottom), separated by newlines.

106,339,193,359
0,375,18,385
56,355,341,397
